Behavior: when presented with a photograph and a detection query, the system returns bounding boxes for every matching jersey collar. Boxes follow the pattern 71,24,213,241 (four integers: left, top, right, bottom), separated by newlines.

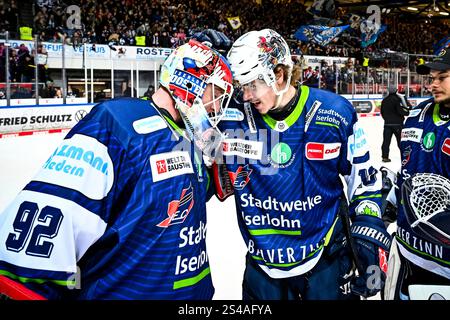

432,103,450,126
262,85,310,132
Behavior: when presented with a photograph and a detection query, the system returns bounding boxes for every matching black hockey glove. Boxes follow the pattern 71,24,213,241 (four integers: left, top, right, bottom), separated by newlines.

350,215,391,298
380,166,399,225
382,201,397,224
191,29,232,53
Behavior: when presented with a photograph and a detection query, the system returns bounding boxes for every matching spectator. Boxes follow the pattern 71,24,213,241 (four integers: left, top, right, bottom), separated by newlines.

380,87,410,162
41,80,56,98
160,30,171,48
8,48,19,82
36,44,48,83
142,84,155,99
122,79,137,97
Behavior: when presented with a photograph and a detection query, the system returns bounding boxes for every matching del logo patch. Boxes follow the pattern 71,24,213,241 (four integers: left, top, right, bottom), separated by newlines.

133,116,167,134
306,142,341,160
150,151,193,182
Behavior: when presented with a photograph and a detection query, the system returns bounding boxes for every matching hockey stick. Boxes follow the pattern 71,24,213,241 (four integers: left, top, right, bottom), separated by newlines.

0,275,46,300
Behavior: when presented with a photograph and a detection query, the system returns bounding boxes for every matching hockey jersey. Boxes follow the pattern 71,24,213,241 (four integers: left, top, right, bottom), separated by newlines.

217,86,383,278
0,98,214,299
397,98,450,279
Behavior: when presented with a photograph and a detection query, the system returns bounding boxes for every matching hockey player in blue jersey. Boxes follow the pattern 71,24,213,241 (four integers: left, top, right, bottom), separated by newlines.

214,29,391,300
0,40,234,300
384,49,450,300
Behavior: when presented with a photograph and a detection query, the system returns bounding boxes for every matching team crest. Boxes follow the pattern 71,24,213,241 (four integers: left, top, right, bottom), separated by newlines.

229,165,252,190
402,145,412,166
157,184,194,228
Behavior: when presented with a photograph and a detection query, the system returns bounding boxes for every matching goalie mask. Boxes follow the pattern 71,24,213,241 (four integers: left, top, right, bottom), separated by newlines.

227,29,293,99
402,173,450,247
160,40,233,152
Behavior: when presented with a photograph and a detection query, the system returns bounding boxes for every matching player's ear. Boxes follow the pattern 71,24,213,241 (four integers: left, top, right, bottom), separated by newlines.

274,65,287,89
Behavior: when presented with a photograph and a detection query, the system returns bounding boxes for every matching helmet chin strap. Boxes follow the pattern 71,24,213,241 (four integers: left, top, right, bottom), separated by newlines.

271,73,292,111
273,92,285,110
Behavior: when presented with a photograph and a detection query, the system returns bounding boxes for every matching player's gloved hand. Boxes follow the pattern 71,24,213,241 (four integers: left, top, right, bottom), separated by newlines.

191,29,232,53
350,215,391,298
380,167,399,225
380,166,396,193
350,237,388,298
382,200,397,224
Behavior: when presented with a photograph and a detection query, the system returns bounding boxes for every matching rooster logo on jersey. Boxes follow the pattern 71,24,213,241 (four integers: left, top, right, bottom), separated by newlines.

229,165,252,190
157,184,195,228
402,145,412,166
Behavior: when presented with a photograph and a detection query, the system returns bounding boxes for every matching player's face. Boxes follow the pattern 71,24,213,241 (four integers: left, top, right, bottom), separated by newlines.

430,70,450,105
241,79,276,114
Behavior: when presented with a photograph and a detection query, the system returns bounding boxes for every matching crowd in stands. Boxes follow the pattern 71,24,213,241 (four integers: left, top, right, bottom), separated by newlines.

0,0,447,98
28,0,449,59
377,17,448,55
0,0,19,36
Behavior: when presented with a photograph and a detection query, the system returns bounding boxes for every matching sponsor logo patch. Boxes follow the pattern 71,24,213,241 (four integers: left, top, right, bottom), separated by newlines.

306,142,341,160
421,132,436,151
355,200,381,217
150,151,193,182
35,134,114,200
401,128,423,143
221,108,244,121
348,126,367,156
408,109,421,118
170,69,205,96
222,139,263,160
271,142,292,164
442,138,450,156
133,116,167,134
316,108,349,126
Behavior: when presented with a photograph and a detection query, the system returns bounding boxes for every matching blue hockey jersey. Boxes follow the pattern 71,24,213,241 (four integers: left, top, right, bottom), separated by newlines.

397,98,450,279
0,98,214,299
217,86,383,278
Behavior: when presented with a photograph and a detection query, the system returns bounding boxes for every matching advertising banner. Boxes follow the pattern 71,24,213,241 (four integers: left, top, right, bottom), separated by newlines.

5,40,172,61
0,104,95,135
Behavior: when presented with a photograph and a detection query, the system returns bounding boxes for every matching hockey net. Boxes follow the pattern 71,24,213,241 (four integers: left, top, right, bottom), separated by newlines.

408,173,450,226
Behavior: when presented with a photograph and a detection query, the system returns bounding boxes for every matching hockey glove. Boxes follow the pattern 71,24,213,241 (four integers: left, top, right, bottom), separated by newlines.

191,29,232,53
350,215,391,298
380,167,400,225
